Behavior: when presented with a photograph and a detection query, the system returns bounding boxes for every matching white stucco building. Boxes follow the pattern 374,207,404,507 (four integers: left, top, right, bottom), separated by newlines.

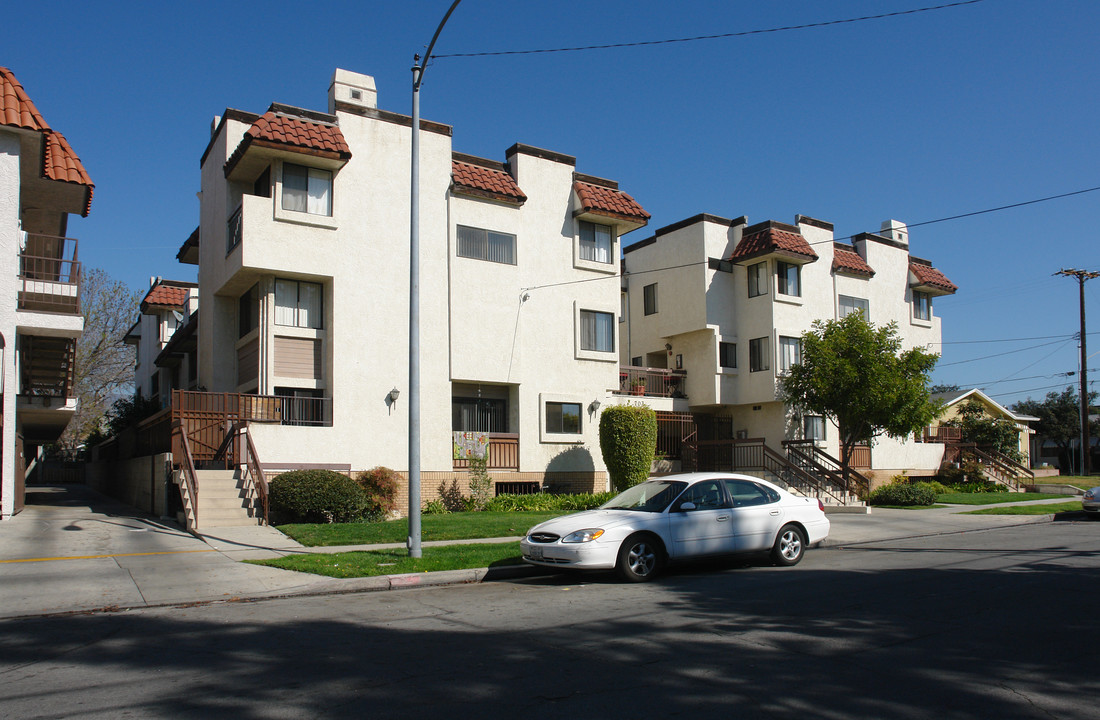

176,69,649,498
620,212,957,484
0,67,94,519
125,278,199,406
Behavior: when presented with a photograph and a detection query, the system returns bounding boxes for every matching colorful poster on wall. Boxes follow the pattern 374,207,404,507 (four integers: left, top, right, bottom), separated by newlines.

453,431,489,460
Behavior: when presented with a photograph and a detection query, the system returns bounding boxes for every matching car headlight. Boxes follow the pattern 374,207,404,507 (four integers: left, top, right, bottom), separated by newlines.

562,528,605,543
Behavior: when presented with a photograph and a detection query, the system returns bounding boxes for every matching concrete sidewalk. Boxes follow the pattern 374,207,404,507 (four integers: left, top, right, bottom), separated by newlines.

0,485,1085,620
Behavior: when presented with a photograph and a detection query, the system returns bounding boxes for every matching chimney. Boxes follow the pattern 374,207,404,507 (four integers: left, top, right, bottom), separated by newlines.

329,69,377,113
880,219,908,246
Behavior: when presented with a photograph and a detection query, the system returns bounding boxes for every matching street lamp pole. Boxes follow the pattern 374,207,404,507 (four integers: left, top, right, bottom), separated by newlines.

408,0,462,558
1056,268,1099,477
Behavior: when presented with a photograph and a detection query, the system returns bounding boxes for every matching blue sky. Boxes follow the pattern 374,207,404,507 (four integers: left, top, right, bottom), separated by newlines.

6,0,1098,408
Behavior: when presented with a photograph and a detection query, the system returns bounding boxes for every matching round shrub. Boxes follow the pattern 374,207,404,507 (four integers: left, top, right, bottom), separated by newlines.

269,470,366,523
357,466,400,520
868,483,937,507
599,404,658,491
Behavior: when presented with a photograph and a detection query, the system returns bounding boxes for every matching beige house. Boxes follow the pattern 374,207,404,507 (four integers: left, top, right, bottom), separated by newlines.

620,212,957,486
0,67,94,519
173,68,649,500
928,388,1037,467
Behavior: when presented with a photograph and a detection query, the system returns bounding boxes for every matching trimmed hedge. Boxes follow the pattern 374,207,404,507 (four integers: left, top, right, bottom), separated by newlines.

868,483,937,507
484,491,617,513
599,404,658,491
269,470,367,523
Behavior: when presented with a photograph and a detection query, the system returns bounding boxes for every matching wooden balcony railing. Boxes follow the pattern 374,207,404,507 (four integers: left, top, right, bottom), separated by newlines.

921,425,963,443
18,234,81,314
615,367,687,399
453,432,519,470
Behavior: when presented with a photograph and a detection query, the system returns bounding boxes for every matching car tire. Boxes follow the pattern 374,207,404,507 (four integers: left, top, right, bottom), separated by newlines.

771,524,806,566
617,534,664,582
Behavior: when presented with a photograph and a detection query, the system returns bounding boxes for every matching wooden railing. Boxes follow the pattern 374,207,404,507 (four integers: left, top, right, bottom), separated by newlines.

615,367,687,398
171,419,200,530
453,432,519,470
943,443,1033,490
18,234,81,314
922,425,963,443
233,423,268,525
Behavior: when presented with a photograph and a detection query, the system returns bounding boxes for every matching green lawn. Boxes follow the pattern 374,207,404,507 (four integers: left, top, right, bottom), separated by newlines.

962,502,1086,516
246,542,525,578
936,492,1071,505
278,511,560,547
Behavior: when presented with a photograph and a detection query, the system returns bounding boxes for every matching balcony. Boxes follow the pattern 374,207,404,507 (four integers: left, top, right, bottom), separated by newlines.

18,234,81,315
614,367,687,399
453,432,519,471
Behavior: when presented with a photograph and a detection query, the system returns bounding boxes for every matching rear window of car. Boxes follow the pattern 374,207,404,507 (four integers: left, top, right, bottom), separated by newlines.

724,479,778,507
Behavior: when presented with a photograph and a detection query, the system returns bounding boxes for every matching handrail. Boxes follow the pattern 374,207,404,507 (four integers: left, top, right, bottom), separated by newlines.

761,444,855,505
784,440,871,498
171,419,199,529
233,422,268,525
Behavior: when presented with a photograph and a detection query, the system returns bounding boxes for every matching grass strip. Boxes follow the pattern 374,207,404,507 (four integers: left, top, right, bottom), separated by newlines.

962,502,1085,516
278,512,559,547
246,542,524,578
936,492,1071,505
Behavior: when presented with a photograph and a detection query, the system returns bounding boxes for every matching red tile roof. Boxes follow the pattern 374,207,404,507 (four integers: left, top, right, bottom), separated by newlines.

909,261,957,294
246,110,351,156
141,282,193,312
832,244,874,277
452,157,526,204
1,67,94,216
574,180,650,223
731,223,818,263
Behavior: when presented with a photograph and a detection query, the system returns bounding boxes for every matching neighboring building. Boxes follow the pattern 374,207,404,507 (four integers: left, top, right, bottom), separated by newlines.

124,277,199,406
927,388,1037,467
0,67,94,519
176,69,649,497
620,213,957,484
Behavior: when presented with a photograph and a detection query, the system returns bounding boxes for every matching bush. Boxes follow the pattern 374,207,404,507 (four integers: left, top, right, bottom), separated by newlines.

423,498,448,515
599,404,658,491
356,467,400,521
484,491,617,513
467,456,493,511
868,483,937,507
948,480,1004,494
912,479,950,495
269,470,367,523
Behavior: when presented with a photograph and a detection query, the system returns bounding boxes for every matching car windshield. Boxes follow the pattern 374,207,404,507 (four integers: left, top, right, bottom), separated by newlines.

600,481,688,512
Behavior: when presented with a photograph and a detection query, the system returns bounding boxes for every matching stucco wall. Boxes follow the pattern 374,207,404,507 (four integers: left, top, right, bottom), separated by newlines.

0,132,20,518
86,452,173,516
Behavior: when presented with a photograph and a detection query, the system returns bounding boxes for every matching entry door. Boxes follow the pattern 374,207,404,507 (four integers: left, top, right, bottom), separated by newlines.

667,479,735,558
724,479,784,551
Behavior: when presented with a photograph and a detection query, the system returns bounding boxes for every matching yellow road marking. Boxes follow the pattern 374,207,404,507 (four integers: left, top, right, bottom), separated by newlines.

0,549,217,564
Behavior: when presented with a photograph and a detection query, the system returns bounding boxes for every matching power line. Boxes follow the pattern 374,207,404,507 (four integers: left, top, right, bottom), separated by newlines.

937,338,1072,367
435,1,986,58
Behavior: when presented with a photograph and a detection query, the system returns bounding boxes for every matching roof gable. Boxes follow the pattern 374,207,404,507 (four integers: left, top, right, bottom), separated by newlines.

731,222,818,264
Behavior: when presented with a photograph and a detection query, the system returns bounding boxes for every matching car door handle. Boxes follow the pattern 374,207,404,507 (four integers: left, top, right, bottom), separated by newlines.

770,510,780,516
717,515,730,522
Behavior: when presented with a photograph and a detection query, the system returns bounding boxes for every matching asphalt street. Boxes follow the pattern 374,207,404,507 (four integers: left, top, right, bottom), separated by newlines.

1,518,1098,719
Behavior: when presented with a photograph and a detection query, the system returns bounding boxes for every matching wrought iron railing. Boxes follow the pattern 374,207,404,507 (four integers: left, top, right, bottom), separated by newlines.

226,205,243,254
615,367,687,398
18,234,81,314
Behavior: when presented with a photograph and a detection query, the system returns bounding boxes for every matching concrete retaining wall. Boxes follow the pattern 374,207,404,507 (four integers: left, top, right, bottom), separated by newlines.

86,453,173,517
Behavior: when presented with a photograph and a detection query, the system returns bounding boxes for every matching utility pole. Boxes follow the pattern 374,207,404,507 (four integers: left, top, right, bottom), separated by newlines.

1055,268,1099,476
408,0,462,558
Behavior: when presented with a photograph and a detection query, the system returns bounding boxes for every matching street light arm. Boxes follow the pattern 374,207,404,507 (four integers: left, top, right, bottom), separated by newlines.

414,0,463,90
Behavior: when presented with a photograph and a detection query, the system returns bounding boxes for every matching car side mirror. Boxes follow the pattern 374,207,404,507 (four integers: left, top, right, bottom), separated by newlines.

676,501,696,512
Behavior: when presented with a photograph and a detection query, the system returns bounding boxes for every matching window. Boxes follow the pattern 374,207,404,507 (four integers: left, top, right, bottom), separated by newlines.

914,291,931,321
719,341,737,369
579,221,613,264
677,480,727,510
457,225,516,265
804,415,826,441
779,336,801,373
238,283,259,338
282,163,332,217
274,387,330,427
777,262,801,297
453,397,508,432
747,261,767,298
580,310,614,353
749,337,769,372
545,401,582,434
724,479,778,507
839,295,869,318
275,279,323,329
631,356,643,367
643,283,658,316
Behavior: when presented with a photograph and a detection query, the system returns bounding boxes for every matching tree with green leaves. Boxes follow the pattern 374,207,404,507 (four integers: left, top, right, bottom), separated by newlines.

944,398,1022,462
780,313,941,482
1012,387,1099,473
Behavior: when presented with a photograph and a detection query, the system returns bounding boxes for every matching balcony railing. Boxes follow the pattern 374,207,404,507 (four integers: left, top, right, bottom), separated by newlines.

615,367,687,399
227,205,243,254
18,234,81,314
921,425,963,443
453,432,519,470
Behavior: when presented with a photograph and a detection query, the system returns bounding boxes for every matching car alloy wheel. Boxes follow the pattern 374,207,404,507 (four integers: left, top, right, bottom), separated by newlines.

618,534,662,582
771,524,806,566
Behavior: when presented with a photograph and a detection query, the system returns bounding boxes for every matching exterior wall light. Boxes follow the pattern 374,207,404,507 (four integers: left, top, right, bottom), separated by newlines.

389,387,400,405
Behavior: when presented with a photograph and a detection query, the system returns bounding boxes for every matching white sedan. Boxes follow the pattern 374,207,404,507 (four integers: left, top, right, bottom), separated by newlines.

521,473,830,582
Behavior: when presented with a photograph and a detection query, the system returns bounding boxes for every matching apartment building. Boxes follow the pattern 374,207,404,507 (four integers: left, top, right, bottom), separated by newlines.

0,67,94,518
124,277,199,406
620,213,957,481
178,69,648,494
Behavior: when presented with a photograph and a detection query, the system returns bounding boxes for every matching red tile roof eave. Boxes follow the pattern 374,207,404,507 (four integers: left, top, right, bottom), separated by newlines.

577,207,651,227
733,248,818,265
573,181,650,223
451,185,526,206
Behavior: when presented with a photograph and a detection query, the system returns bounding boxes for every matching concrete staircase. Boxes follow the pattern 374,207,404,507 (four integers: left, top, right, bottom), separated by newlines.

194,469,262,529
